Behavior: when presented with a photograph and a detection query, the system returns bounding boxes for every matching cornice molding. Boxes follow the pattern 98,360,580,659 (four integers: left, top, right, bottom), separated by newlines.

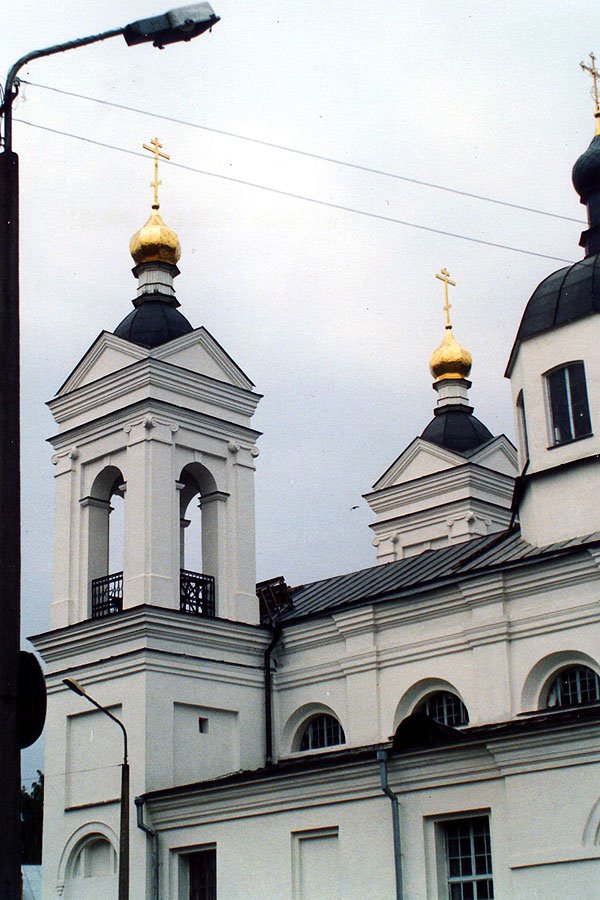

49,357,261,427
48,397,261,453
30,605,271,667
367,464,515,516
143,719,600,828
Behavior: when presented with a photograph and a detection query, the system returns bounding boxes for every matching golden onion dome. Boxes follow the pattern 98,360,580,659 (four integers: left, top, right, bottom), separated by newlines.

429,327,473,381
129,208,181,266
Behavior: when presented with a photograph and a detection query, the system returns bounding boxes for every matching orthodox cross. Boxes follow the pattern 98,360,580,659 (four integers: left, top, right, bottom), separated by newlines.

435,267,456,329
580,52,600,123
142,137,170,209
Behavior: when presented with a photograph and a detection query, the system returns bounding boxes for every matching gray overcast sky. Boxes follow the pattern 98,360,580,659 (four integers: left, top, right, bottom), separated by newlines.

3,2,596,776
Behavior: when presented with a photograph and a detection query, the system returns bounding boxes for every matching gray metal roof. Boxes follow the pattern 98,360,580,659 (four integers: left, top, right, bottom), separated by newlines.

280,529,600,622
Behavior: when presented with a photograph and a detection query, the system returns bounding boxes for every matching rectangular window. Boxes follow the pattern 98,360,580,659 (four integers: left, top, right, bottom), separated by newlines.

443,816,494,899
189,848,216,900
547,362,592,445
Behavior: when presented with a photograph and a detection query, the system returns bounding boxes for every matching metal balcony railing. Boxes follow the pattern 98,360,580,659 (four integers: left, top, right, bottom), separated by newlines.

90,569,216,619
180,569,216,618
91,571,123,618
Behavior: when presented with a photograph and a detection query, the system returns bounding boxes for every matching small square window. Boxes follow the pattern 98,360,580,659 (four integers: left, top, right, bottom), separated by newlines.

198,717,209,734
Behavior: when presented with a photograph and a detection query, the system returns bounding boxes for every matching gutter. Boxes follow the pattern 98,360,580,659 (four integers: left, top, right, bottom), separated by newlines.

264,623,282,766
135,796,159,900
377,749,403,900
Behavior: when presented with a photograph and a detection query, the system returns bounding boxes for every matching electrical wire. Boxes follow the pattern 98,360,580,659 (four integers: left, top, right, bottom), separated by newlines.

22,762,119,782
20,79,585,226
13,117,576,265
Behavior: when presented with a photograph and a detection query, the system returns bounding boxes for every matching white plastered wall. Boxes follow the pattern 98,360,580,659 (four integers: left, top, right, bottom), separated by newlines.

509,315,600,545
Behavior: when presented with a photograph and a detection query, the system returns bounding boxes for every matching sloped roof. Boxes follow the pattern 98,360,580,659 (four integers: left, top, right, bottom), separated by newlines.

280,529,600,622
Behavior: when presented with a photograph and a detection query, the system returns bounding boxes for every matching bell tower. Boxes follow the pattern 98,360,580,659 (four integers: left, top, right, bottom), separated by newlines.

48,137,261,626
32,141,270,900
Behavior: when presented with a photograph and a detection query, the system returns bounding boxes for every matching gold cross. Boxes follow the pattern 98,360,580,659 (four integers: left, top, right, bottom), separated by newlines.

580,52,600,128
142,137,171,209
435,267,456,329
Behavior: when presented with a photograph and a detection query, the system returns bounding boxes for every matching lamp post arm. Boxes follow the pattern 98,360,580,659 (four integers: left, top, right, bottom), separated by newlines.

77,690,129,764
2,27,124,152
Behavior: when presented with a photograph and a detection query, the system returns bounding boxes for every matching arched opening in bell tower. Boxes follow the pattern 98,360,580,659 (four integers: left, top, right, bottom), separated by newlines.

86,465,125,619
178,463,219,617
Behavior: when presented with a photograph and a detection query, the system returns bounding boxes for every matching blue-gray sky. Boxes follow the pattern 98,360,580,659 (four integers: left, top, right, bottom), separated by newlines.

3,1,596,778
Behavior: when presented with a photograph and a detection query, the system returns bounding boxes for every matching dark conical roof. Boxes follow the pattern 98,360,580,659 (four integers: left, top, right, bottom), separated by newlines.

420,406,493,455
114,297,193,349
572,134,600,203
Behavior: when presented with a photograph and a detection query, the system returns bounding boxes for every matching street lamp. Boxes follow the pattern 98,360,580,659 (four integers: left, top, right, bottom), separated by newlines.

0,7,219,897
63,679,130,900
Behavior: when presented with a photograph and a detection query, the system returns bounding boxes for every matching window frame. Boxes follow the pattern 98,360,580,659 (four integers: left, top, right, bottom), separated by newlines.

436,814,494,900
417,690,469,728
545,664,600,709
544,361,592,447
176,843,217,900
296,714,346,752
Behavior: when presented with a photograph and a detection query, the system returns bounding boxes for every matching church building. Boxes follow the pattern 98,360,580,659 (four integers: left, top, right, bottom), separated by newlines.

31,91,600,899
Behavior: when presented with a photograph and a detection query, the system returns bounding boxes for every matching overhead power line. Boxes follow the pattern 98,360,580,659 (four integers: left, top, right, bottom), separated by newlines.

20,79,585,226
14,117,575,265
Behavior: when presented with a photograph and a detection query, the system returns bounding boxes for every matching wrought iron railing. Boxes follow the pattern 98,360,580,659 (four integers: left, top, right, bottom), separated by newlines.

90,569,216,619
91,571,123,618
180,569,216,618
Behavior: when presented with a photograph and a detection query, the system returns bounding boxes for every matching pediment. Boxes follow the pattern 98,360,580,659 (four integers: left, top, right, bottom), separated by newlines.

57,332,148,395
151,327,254,390
469,435,519,476
56,327,254,397
372,437,466,491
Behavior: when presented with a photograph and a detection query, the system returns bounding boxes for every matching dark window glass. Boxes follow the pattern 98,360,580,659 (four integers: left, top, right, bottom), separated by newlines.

547,666,600,708
445,817,494,900
418,691,469,727
189,848,216,900
299,714,346,751
547,362,592,445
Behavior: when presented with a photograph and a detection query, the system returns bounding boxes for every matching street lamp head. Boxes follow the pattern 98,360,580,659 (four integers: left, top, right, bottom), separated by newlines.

63,677,87,697
123,3,220,48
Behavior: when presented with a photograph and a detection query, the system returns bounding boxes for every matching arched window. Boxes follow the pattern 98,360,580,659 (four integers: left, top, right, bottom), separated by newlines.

546,665,600,708
417,691,469,727
86,466,125,619
298,714,346,751
178,464,220,618
546,361,592,446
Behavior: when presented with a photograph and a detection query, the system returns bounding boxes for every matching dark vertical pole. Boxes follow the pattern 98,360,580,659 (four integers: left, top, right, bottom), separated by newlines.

119,760,130,900
0,148,22,899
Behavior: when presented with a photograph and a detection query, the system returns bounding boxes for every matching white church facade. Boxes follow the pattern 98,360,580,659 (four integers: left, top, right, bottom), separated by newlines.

31,111,600,899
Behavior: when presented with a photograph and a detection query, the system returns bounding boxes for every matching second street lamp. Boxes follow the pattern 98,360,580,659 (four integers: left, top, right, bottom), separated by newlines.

0,6,219,897
63,679,130,900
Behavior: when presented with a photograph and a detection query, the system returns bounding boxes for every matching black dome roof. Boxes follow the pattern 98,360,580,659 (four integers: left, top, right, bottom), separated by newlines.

506,253,600,374
572,134,600,202
114,297,193,348
421,407,493,455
